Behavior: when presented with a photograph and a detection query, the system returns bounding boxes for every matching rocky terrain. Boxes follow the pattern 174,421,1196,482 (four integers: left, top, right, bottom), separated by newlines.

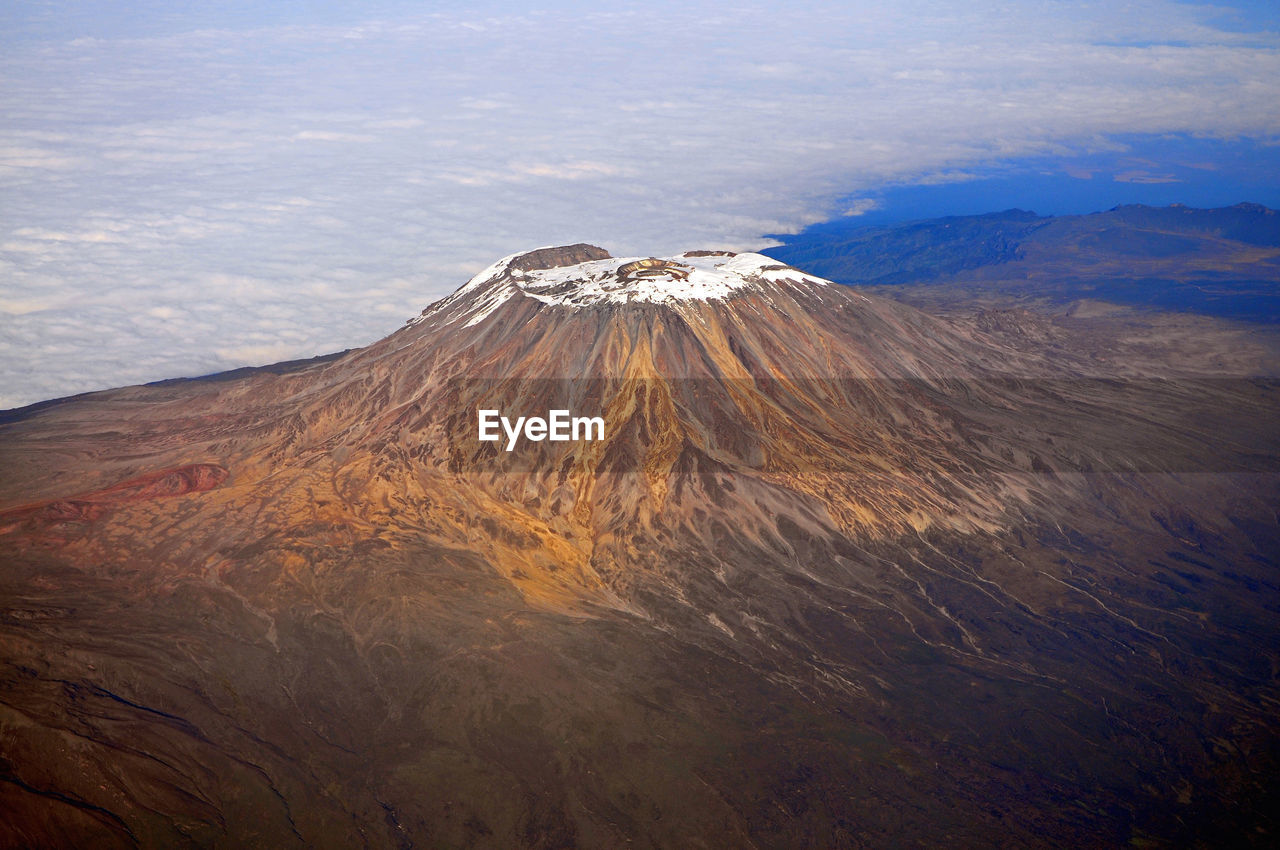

1,245,1278,847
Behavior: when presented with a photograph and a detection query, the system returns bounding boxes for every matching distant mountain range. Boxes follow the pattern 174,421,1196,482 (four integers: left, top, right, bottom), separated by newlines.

764,202,1280,320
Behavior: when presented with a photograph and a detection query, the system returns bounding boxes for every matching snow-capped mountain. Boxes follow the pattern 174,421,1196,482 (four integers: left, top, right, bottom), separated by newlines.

1,244,1277,848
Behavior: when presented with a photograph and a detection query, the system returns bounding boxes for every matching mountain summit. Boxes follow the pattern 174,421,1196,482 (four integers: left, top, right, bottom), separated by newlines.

424,245,829,321
1,245,1278,847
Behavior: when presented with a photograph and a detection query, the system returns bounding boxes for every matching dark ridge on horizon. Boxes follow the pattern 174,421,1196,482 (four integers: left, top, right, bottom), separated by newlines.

777,201,1276,234
763,201,1280,321
0,348,353,423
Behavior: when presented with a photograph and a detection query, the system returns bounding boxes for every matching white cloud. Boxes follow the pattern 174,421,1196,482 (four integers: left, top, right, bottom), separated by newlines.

842,199,881,217
292,130,377,143
0,0,1278,407
0,146,86,172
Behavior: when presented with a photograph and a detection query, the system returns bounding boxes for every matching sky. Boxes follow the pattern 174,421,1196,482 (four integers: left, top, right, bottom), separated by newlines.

2,0,1278,408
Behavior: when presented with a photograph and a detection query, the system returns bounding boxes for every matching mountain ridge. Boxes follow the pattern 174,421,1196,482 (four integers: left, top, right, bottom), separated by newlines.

764,202,1280,320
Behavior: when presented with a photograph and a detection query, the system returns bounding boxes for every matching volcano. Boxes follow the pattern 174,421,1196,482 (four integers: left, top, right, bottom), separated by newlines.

2,244,1279,848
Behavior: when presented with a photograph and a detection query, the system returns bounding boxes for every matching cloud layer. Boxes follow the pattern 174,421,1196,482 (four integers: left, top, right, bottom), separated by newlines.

2,0,1278,407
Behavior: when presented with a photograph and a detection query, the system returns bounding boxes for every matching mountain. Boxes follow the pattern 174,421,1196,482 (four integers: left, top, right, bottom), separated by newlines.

2,245,1279,848
763,202,1280,320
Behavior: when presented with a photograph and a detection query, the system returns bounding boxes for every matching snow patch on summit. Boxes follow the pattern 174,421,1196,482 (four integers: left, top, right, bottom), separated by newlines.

414,249,832,329
516,253,828,309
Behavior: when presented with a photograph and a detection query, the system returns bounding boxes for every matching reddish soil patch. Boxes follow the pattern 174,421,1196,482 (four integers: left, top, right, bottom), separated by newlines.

0,463,228,538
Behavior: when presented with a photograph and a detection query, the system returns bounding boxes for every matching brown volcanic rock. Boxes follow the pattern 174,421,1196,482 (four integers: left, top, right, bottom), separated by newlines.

508,243,612,272
0,463,229,542
1,248,1279,847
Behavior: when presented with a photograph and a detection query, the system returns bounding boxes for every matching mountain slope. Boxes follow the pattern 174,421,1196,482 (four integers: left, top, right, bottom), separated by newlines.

1,245,1279,847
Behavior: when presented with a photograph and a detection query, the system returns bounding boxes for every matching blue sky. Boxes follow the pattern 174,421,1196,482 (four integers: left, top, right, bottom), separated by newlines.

1,1,1278,407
